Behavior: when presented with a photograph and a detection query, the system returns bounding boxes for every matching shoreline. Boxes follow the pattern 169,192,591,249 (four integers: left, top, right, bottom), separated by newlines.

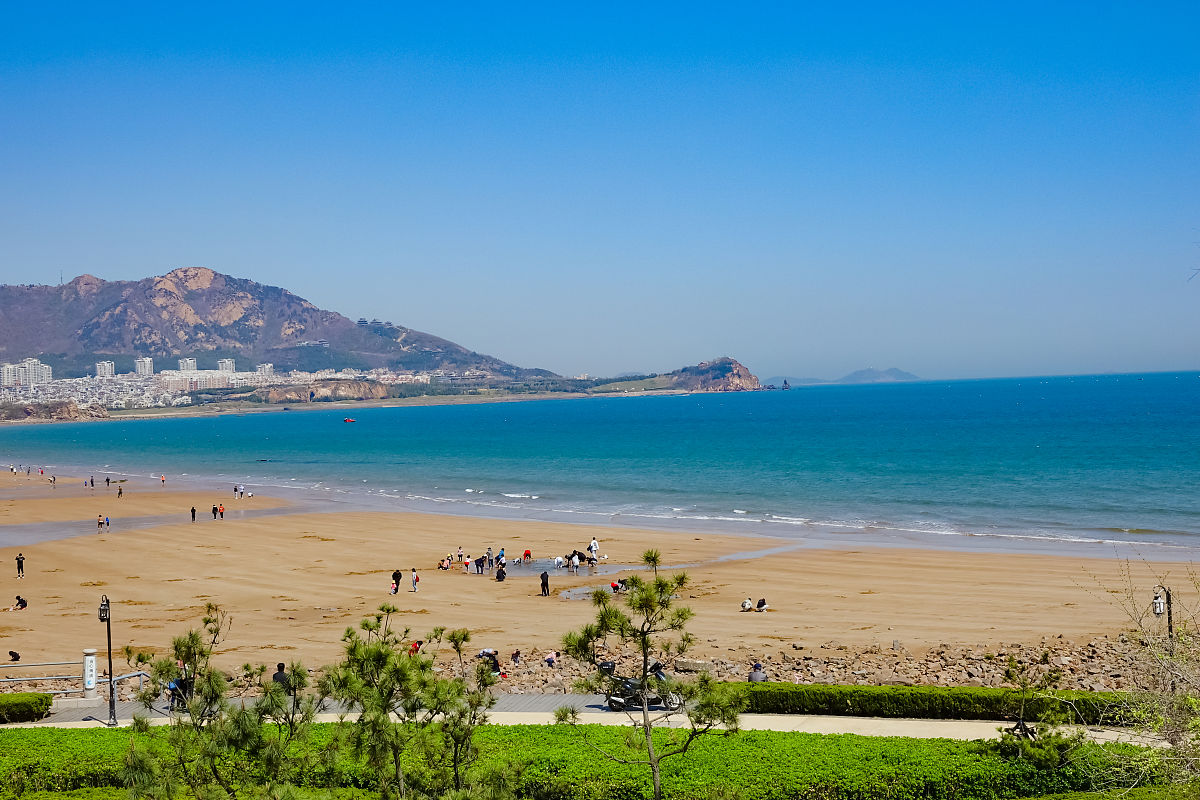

5,457,1200,562
2,388,703,426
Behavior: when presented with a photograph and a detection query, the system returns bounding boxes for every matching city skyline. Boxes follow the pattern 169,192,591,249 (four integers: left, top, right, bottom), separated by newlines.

2,4,1198,380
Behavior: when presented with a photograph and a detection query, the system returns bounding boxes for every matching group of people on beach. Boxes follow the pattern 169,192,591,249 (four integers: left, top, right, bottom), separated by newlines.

449,545,533,582
385,537,610,598
390,568,419,594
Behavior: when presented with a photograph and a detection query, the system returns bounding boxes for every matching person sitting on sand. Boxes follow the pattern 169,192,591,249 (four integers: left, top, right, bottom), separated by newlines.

495,566,507,582
477,648,500,674
511,649,521,666
748,662,768,682
741,597,754,612
9,596,27,611
755,598,769,612
544,651,559,668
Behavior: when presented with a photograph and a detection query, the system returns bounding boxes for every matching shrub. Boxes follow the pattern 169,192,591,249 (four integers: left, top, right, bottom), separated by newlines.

0,723,1144,799
737,683,1128,725
0,693,52,723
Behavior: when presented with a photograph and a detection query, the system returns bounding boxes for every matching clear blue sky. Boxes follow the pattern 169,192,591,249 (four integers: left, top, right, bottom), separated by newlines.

2,3,1197,379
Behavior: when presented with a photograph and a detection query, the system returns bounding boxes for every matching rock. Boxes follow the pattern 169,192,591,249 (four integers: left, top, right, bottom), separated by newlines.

674,658,712,672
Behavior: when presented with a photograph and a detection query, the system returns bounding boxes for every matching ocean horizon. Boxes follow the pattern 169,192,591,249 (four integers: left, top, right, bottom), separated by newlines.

2,371,1198,558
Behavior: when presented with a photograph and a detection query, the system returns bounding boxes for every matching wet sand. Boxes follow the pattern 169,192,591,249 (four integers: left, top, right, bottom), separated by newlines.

0,470,1187,673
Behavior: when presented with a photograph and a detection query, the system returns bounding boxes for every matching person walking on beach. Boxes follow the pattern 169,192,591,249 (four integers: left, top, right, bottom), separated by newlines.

218,504,224,519
116,486,122,498
212,505,218,519
105,476,110,488
390,569,401,594
15,553,24,579
486,547,493,570
97,515,104,533
411,568,419,593
233,486,238,499
540,571,549,596
105,516,110,530
161,475,166,486
90,476,94,488
190,507,196,522
457,546,463,563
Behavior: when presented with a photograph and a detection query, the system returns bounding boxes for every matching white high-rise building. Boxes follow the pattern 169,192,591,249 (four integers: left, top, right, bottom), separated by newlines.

178,357,197,371
95,361,115,378
135,357,154,376
256,363,274,377
217,358,236,372
0,358,53,387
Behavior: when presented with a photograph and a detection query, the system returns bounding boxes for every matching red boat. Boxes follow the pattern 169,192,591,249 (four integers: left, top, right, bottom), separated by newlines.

343,418,356,423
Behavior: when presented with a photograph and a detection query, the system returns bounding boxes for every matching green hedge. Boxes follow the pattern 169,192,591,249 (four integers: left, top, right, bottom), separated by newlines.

1026,790,1196,800
0,693,51,724
0,723,1121,799
737,683,1128,725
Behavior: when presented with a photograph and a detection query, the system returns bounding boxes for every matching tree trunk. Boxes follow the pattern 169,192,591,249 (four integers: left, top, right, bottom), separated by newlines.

643,692,661,800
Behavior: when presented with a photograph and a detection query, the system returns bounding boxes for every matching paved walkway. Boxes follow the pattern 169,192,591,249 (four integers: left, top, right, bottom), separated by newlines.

13,693,1144,743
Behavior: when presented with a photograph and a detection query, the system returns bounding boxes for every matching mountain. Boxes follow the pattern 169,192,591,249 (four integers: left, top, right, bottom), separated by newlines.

667,358,760,391
591,358,760,393
765,368,921,386
0,268,552,379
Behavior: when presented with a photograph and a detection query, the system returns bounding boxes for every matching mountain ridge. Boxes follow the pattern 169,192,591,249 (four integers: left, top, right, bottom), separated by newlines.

0,268,552,379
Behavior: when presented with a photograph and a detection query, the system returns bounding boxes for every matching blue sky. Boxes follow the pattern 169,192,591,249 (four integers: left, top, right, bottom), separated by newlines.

2,3,1198,379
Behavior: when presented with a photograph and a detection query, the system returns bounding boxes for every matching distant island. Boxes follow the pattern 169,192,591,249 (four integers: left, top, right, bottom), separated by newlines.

763,368,921,387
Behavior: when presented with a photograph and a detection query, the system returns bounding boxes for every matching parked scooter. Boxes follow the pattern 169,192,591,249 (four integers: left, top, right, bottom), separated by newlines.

599,660,684,712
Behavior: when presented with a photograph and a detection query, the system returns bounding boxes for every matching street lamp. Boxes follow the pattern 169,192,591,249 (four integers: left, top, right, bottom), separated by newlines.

1153,585,1174,654
98,595,117,727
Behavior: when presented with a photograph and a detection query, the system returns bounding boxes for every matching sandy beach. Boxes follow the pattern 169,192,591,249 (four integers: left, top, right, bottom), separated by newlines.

0,469,1189,680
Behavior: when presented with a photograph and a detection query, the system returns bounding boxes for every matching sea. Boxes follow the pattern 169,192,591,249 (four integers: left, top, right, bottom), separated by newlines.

1,371,1198,557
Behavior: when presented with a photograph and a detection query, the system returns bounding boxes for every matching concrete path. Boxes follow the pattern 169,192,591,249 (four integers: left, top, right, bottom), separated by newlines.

10,692,1144,743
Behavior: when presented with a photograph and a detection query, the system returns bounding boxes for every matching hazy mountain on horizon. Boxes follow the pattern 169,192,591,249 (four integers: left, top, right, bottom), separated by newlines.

0,267,554,379
765,367,922,386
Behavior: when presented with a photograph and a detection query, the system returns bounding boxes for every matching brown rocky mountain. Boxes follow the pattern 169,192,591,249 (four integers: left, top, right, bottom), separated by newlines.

666,358,760,391
0,268,552,379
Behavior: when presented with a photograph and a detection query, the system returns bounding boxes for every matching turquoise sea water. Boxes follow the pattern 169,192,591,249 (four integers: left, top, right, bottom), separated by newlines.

1,372,1198,555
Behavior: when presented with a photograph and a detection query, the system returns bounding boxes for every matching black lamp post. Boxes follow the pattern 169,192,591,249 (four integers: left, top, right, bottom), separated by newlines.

1153,585,1174,655
98,595,117,727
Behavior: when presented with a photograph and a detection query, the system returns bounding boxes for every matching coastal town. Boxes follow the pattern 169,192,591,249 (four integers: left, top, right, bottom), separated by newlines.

0,355,485,410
